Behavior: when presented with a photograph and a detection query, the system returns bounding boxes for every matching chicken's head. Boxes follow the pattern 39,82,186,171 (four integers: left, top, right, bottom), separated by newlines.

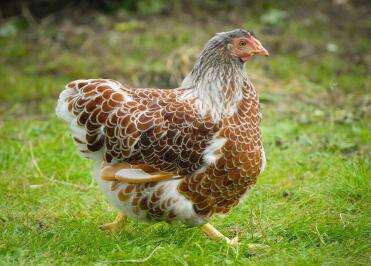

183,29,269,91
224,29,269,62
208,29,269,64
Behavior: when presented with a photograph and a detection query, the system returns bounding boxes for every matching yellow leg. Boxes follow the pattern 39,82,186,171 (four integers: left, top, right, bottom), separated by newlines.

201,223,239,246
100,213,126,234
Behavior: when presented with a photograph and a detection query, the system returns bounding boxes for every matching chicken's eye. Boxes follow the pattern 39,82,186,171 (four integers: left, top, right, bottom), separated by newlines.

239,40,247,47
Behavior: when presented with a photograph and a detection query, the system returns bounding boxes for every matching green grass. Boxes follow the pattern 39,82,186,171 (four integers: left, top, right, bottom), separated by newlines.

0,3,370,265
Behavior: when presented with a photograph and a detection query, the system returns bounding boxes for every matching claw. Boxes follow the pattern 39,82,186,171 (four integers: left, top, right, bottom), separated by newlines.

226,236,239,246
201,223,239,246
100,213,126,234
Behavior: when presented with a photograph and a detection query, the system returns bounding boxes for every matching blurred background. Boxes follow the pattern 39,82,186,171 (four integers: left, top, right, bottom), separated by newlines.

0,0,370,118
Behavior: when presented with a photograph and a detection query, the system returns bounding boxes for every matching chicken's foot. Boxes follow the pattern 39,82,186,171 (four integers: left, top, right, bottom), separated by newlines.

201,223,239,246
100,213,126,234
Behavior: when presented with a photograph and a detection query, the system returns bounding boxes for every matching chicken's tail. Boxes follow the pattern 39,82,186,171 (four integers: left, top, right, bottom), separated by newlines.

56,79,127,161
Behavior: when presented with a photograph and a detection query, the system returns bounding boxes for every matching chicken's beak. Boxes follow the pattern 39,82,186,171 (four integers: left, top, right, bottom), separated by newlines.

249,36,269,57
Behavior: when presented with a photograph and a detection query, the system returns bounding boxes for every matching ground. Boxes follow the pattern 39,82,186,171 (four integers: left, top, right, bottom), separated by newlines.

0,2,370,265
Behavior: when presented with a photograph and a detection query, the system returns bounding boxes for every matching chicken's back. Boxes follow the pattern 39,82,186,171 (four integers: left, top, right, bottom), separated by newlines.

56,79,219,174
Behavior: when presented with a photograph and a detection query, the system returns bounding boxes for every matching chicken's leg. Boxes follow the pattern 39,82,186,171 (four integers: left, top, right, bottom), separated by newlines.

201,223,239,246
100,213,126,234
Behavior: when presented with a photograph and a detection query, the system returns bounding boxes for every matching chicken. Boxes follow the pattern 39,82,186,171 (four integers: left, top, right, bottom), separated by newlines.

56,29,269,245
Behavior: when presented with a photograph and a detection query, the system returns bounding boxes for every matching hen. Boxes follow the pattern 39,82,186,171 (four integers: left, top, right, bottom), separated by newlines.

56,29,269,245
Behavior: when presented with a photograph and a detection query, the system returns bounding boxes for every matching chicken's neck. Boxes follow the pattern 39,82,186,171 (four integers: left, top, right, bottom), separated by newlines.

181,54,255,121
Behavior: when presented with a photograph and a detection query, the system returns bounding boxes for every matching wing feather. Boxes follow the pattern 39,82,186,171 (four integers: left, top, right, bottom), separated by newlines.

56,79,221,175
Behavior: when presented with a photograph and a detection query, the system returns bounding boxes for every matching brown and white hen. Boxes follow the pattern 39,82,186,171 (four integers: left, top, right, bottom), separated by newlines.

56,29,269,245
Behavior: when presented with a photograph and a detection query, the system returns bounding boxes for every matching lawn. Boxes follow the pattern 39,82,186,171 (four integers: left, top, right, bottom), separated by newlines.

0,2,370,265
